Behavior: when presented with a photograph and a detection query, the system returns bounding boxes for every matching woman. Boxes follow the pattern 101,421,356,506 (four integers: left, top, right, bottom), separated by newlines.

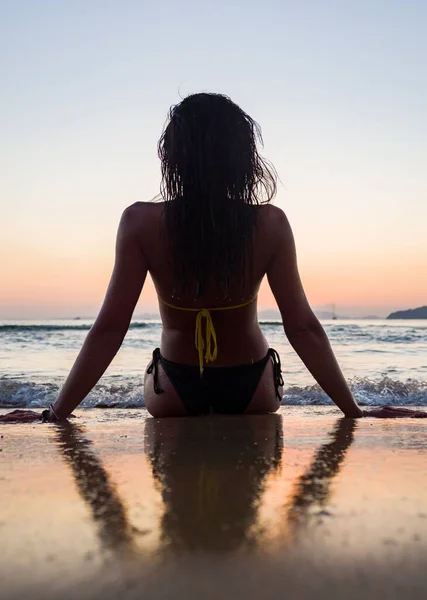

2,93,423,422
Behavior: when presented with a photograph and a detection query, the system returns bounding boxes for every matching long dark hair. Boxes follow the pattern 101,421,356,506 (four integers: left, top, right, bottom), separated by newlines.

158,93,277,299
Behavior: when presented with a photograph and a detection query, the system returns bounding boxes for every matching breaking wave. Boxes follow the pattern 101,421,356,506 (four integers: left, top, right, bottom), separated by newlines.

1,376,426,410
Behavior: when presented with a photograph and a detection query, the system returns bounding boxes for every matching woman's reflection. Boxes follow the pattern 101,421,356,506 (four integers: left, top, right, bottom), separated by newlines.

54,422,137,556
53,416,357,558
286,418,357,530
144,414,283,554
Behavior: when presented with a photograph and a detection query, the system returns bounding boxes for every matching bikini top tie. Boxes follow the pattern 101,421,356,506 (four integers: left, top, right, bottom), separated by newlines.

160,296,257,374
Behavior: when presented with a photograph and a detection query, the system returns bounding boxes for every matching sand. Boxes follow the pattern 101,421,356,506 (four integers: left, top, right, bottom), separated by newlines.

1,406,427,600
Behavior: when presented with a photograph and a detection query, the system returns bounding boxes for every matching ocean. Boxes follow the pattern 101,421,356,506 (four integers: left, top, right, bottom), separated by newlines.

1,319,426,409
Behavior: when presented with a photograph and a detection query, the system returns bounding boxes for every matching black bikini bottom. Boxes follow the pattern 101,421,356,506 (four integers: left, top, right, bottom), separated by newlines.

147,348,284,415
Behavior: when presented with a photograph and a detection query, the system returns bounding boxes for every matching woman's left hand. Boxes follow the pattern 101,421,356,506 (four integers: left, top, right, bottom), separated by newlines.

0,409,42,423
363,405,427,418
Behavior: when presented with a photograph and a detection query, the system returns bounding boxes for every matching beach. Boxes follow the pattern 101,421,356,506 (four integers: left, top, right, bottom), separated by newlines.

1,407,427,600
2,0,427,597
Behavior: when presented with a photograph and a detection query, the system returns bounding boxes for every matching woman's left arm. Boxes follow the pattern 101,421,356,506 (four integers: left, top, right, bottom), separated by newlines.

51,205,148,419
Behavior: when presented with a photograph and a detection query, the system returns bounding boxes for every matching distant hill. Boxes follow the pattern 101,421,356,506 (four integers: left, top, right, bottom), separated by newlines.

387,306,427,319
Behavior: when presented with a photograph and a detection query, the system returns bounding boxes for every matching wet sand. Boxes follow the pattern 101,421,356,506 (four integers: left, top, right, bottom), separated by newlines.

1,407,427,599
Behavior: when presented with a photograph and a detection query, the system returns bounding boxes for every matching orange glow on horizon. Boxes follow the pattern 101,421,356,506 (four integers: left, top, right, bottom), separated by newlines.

2,230,427,319
2,246,427,319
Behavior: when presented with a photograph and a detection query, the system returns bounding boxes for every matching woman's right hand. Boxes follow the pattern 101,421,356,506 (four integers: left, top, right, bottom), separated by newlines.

0,409,42,423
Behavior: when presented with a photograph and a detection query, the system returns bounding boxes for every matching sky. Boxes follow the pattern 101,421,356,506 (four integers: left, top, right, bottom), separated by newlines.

1,0,426,319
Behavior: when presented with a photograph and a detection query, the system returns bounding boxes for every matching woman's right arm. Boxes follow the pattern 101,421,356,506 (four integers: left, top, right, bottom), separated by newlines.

266,207,363,418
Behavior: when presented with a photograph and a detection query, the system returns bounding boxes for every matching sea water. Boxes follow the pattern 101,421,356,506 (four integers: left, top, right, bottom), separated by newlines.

0,319,426,409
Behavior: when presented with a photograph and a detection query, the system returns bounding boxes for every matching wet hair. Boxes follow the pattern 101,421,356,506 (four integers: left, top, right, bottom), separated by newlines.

158,92,277,299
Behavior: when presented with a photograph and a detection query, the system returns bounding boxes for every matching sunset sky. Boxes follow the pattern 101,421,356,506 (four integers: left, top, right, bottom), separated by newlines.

1,1,426,319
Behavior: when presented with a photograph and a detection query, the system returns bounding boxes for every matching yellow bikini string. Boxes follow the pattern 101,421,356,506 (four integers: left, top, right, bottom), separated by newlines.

160,297,256,374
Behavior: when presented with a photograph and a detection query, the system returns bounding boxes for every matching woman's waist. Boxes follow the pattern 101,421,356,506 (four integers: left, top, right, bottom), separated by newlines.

160,327,269,367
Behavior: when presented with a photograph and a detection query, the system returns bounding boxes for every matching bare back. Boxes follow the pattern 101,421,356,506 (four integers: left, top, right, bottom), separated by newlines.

134,201,284,366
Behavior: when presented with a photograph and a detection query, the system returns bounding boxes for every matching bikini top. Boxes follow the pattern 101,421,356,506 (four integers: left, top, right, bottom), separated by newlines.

160,296,257,374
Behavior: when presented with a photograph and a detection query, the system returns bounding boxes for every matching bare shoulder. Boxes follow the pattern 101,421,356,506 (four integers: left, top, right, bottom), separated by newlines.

257,204,293,248
258,203,288,225
122,200,163,220
120,201,164,235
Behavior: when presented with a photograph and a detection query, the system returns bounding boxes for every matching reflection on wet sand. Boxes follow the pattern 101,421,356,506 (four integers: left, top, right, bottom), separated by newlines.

53,416,357,558
286,418,357,532
144,415,283,553
4,411,427,600
54,423,138,557
145,416,357,553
